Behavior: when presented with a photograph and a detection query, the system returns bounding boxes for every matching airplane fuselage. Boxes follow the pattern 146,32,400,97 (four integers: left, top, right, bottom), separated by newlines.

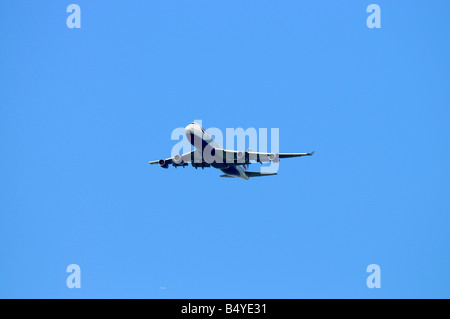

149,122,314,179
185,122,249,180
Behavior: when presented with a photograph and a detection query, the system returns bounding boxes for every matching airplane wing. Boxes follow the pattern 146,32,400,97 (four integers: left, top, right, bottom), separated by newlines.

216,149,315,164
149,150,194,168
149,149,314,168
249,151,314,161
148,150,212,168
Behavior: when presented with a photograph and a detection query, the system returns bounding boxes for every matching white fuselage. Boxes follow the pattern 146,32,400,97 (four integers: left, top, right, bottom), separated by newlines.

185,122,249,179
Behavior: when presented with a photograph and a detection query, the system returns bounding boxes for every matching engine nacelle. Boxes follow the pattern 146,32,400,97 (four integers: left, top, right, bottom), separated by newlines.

173,154,182,164
158,159,169,169
172,154,188,167
268,153,276,161
234,150,246,164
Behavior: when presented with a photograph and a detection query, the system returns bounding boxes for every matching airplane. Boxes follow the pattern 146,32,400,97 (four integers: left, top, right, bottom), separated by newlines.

148,122,314,180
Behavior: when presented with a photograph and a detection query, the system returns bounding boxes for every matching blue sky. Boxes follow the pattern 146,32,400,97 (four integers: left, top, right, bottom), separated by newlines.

0,1,449,298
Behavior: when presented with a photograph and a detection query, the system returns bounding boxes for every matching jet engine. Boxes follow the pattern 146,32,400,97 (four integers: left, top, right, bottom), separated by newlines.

172,154,188,167
158,159,169,169
173,154,182,164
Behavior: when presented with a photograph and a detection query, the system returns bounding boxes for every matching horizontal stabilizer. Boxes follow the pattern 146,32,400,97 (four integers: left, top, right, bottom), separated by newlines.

245,171,277,178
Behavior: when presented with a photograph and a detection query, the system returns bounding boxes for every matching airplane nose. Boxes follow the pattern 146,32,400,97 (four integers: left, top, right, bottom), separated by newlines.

185,123,197,140
185,124,194,134
185,124,196,144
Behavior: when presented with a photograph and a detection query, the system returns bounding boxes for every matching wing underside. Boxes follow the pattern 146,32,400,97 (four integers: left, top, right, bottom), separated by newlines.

149,149,314,168
216,149,315,163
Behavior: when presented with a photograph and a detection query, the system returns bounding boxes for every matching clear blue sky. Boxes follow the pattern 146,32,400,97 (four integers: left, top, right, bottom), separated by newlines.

1,1,449,298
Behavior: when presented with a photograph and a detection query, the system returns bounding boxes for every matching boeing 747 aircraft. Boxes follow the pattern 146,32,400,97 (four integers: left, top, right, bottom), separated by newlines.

149,122,314,180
